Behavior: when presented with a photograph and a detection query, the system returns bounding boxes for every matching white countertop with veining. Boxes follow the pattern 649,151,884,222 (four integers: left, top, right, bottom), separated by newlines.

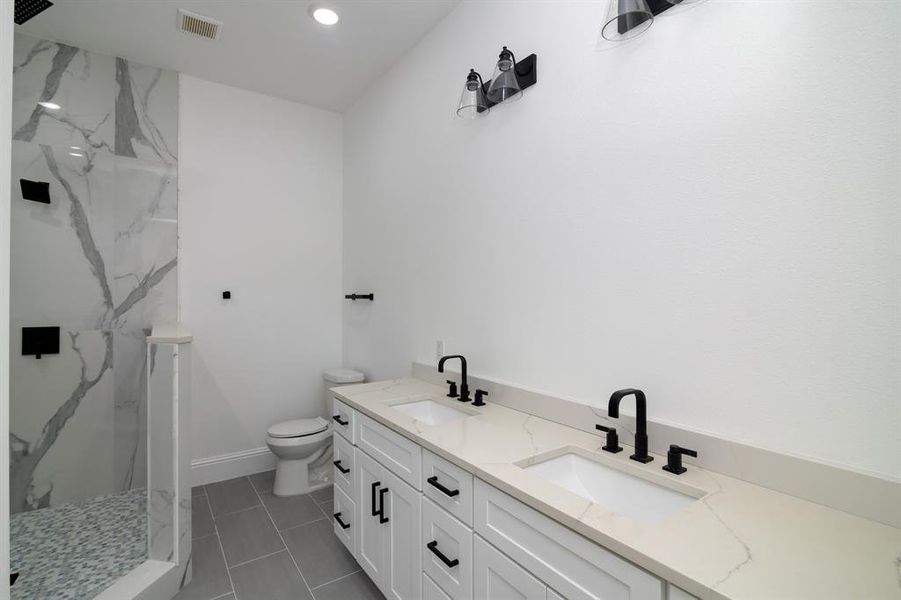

333,378,901,600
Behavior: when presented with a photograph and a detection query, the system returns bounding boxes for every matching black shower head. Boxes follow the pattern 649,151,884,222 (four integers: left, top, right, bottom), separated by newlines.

14,0,54,25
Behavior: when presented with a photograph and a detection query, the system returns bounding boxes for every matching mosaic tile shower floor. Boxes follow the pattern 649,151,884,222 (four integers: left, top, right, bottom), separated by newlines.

10,489,147,599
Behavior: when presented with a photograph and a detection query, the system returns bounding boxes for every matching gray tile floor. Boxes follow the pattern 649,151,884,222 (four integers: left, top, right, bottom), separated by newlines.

177,472,383,600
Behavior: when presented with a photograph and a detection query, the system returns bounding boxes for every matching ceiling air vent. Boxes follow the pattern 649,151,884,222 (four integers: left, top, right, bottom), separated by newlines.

178,9,221,41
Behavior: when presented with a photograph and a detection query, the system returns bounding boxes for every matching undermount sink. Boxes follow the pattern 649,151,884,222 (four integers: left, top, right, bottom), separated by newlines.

521,451,701,527
390,398,473,426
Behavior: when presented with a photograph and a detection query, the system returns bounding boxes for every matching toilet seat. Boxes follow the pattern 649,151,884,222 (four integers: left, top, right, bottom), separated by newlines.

267,417,328,439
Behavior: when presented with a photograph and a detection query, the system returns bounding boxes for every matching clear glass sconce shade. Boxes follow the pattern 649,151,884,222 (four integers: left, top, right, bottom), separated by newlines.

456,70,489,119
486,47,522,104
601,0,654,42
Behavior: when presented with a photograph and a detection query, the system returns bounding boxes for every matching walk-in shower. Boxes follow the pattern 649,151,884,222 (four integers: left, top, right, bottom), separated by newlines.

9,33,189,598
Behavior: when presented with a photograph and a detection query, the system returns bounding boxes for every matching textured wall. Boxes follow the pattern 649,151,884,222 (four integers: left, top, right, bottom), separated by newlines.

343,1,901,478
9,33,178,512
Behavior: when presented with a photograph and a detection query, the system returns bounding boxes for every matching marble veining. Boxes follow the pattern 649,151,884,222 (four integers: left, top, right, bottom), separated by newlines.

9,32,178,513
335,378,901,600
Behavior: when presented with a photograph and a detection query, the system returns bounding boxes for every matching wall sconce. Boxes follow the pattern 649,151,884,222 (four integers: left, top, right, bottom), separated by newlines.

456,45,537,119
456,69,490,119
602,0,701,42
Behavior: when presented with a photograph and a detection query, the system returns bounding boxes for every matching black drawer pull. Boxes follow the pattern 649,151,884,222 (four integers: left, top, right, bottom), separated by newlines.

371,481,381,517
332,415,349,426
427,541,459,568
333,460,350,474
427,476,460,497
378,487,390,524
333,512,351,530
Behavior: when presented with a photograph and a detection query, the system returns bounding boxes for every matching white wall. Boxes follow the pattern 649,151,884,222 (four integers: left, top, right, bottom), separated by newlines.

343,1,901,478
180,75,343,472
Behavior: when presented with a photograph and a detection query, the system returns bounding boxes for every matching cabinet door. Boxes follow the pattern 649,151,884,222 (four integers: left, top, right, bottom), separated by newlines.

383,469,422,600
356,448,388,590
473,535,546,600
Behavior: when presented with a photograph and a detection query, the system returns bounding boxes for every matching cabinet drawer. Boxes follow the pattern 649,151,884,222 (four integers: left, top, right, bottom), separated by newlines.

333,485,357,559
356,413,421,489
423,450,473,527
473,535,546,600
474,480,664,600
332,398,356,443
333,433,355,499
423,573,453,600
422,497,472,600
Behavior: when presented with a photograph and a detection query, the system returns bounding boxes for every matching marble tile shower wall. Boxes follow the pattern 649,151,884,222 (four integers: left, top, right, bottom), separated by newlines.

9,33,178,513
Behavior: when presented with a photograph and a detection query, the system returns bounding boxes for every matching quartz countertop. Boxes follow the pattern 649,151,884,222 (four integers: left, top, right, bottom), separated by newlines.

333,378,901,600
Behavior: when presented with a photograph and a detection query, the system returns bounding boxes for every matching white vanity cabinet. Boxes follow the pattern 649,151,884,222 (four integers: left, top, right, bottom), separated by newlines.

474,481,664,600
473,534,546,600
351,414,422,600
332,399,678,600
331,397,356,442
422,497,472,599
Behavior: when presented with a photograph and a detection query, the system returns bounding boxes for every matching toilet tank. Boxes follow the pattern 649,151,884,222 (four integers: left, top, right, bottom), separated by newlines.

322,368,365,416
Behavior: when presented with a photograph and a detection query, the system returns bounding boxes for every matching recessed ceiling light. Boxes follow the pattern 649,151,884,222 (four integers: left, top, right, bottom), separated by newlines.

68,152,85,157
38,101,60,110
309,5,339,26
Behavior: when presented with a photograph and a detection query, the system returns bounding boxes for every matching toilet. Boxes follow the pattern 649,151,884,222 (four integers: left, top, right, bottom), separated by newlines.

265,368,365,496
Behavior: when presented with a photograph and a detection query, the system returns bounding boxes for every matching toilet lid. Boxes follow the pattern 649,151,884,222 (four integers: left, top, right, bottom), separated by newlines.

323,368,365,384
267,417,328,438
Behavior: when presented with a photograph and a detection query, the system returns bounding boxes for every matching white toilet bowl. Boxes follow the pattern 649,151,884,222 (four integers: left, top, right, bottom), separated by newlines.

266,368,365,496
265,417,331,496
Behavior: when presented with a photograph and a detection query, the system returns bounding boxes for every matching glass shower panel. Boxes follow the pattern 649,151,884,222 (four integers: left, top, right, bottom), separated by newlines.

8,32,179,599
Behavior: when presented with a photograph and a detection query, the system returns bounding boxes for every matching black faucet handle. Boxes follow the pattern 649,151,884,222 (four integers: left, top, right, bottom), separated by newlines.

472,389,488,407
673,445,698,458
446,380,458,398
595,425,623,454
662,444,698,475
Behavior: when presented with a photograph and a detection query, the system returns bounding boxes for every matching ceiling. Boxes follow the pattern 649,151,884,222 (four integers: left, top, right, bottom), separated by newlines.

16,0,459,112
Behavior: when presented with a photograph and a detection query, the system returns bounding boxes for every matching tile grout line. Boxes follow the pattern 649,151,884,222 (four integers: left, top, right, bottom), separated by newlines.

227,548,290,570
205,490,238,600
278,516,328,536
309,568,363,591
247,474,318,600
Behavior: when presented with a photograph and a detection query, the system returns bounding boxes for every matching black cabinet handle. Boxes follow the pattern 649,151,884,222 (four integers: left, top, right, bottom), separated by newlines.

333,512,351,530
370,481,381,517
426,541,459,568
333,460,350,474
378,487,390,523
332,415,349,426
427,476,460,497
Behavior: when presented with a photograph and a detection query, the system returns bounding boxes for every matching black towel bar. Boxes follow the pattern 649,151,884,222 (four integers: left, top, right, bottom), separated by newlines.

345,293,374,301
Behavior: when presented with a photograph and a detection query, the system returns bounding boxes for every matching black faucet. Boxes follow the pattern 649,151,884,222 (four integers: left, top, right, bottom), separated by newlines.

608,388,653,463
662,445,697,475
438,355,470,402
595,425,623,453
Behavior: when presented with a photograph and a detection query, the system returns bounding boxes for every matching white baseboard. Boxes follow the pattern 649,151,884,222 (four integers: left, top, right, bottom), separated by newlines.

191,447,276,487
